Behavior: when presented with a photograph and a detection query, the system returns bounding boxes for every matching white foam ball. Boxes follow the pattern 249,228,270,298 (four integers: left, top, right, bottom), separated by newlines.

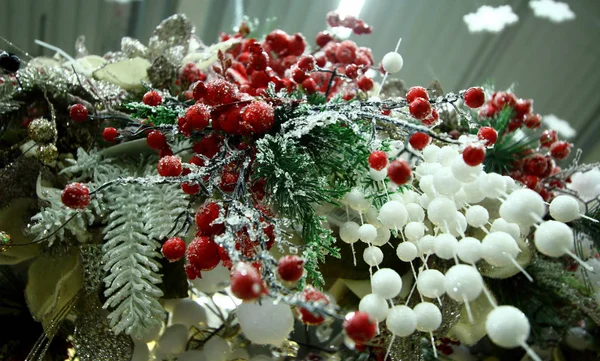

568,169,600,201
434,233,458,260
401,190,420,203
479,173,506,199
406,203,425,222
503,176,517,191
456,237,482,264
416,269,446,298
372,226,391,246
176,350,207,361
453,188,468,210
549,195,582,223
133,322,162,343
340,221,360,244
481,231,521,267
444,264,483,302
345,188,371,211
370,167,388,181
419,193,431,209
170,299,207,327
359,293,389,322
379,200,408,230
427,196,457,225
190,264,231,294
465,205,489,228
157,325,188,356
416,162,442,178
397,242,418,262
443,212,467,237
131,341,150,361
358,223,378,243
420,175,437,198
451,157,482,183
203,336,231,361
462,179,486,204
363,246,384,266
534,220,574,257
413,302,442,332
404,222,425,242
382,51,404,73
437,146,459,166
237,299,294,345
490,218,521,241
418,235,436,255
386,305,417,337
365,207,380,226
371,268,403,299
433,167,462,195
485,305,530,348
423,145,440,163
499,189,546,226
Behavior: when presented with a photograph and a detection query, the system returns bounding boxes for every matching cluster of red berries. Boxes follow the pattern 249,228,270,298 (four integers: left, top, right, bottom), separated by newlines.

325,11,372,35
178,62,207,91
478,91,541,132
405,86,439,126
368,150,413,185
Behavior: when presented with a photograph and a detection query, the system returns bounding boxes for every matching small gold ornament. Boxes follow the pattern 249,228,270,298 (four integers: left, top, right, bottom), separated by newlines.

36,143,58,164
270,339,299,358
28,117,56,143
0,231,11,252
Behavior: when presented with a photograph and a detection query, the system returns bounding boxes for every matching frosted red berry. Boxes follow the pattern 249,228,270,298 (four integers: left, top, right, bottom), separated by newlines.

422,108,439,126
181,181,200,195
230,262,264,300
146,130,167,150
368,150,388,170
61,182,90,209
193,133,221,158
492,91,517,109
524,113,541,129
203,78,239,106
69,103,88,122
462,145,486,166
142,90,162,106
316,31,334,47
185,104,211,131
187,236,220,271
409,98,431,120
249,51,268,71
345,64,358,79
298,55,316,72
463,87,485,108
266,29,290,54
343,311,377,343
539,130,558,148
292,67,308,83
522,154,548,177
102,127,118,142
388,159,412,185
162,237,186,262
298,287,328,325
277,255,304,282
406,86,429,103
335,40,357,64
195,202,224,236
241,101,275,134
477,126,498,146
157,155,182,177
550,141,571,160
288,33,306,56
301,78,317,94
357,75,373,91
409,132,431,150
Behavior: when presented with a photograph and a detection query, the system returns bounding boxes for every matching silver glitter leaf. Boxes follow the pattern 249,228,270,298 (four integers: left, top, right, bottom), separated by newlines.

147,14,194,62
121,37,148,59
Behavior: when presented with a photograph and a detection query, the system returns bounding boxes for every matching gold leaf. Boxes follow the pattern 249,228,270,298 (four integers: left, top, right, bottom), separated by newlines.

0,198,40,264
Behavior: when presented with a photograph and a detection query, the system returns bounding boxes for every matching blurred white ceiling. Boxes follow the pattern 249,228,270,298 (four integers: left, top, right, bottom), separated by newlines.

2,0,600,161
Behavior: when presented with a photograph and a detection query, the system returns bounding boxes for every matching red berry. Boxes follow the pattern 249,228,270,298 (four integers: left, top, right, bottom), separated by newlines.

297,55,316,72
288,33,306,56
524,113,541,129
193,133,222,158
477,126,498,146
335,40,357,64
479,103,498,118
345,64,359,79
357,75,373,91
195,202,224,236
409,98,431,120
409,132,431,150
368,150,388,171
539,156,555,178
539,130,558,148
187,236,220,271
249,51,269,71
422,108,439,126
162,237,186,262
61,182,90,209
292,67,308,83
102,127,118,142
523,175,539,190
220,164,239,192
192,81,206,101
182,182,200,195
550,141,571,160
69,103,88,122
387,159,412,185
146,130,167,150
157,155,182,177
522,154,548,177
343,311,377,343
241,101,275,134
492,91,517,109
463,87,485,108
462,145,486,166
204,78,239,106
277,255,304,282
315,31,334,47
159,147,173,158
185,104,211,131
298,287,328,325
515,99,533,119
301,78,317,94
266,29,290,54
406,86,429,103
230,262,264,300
142,90,162,106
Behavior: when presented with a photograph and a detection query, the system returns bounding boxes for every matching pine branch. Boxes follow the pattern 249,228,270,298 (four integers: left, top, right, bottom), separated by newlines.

144,183,189,240
123,102,183,126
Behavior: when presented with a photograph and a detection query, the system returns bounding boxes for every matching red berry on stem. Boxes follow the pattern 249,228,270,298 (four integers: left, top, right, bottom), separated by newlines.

249,51,268,71
192,81,206,101
298,287,328,325
266,29,290,54
297,55,316,72
388,159,412,185
61,183,90,209
539,130,558,148
422,108,439,126
187,236,220,271
241,101,275,134
69,103,88,122
335,40,357,64
230,262,264,300
315,31,334,47
181,181,200,195
288,33,306,56
409,132,431,150
357,75,373,91
368,150,388,170
343,311,377,343
146,130,167,150
162,237,186,262
522,154,548,177
463,87,485,108
409,98,431,120
492,91,517,109
277,255,304,282
185,104,211,131
292,67,308,83
523,175,539,190
159,147,173,158
193,133,222,158
550,141,571,160
142,90,162,106
195,202,224,236
406,86,429,103
524,113,541,129
345,64,358,79
204,78,239,106
157,155,182,177
477,126,498,146
515,99,533,119
102,127,118,142
462,145,486,166
301,78,317,94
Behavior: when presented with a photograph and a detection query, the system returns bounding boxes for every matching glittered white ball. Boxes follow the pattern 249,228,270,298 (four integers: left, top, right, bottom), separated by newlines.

481,231,521,267
379,200,408,229
170,299,207,327
417,235,436,255
462,179,486,204
382,51,404,73
340,221,360,244
345,188,371,211
565,327,592,351
453,189,468,210
499,189,546,226
423,145,440,163
433,167,462,195
133,321,162,343
358,223,378,243
370,167,388,181
549,195,582,223
404,221,425,242
401,190,420,204
386,305,417,337
478,172,506,199
490,218,520,241
156,324,188,356
419,193,431,209
420,175,437,198
406,203,425,223
413,302,442,332
444,264,483,302
456,237,482,264
359,293,389,322
534,220,574,257
465,205,489,228
363,246,384,266
416,269,446,299
396,242,418,262
434,233,458,260
203,336,231,361
372,226,391,246
427,196,457,225
485,305,530,348
371,268,403,299
437,146,459,166
450,156,482,183
237,299,294,345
